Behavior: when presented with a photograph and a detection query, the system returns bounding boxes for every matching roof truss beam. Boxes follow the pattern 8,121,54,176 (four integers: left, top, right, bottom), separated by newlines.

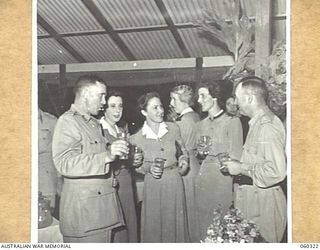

37,14,86,63
80,0,136,61
154,0,191,58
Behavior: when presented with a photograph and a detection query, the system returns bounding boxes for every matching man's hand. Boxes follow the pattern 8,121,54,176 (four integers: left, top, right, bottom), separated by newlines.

223,160,242,175
178,158,189,176
109,140,129,160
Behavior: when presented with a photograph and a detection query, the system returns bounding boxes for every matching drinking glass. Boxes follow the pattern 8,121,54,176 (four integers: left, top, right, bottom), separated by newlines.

153,157,166,179
198,135,212,156
117,131,129,160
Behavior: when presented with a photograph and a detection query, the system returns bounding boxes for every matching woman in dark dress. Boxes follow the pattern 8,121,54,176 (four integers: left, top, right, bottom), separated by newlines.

100,91,138,242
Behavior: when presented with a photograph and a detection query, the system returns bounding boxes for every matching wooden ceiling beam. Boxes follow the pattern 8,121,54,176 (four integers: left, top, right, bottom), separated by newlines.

38,56,234,74
154,0,191,58
81,0,136,61
37,14,86,63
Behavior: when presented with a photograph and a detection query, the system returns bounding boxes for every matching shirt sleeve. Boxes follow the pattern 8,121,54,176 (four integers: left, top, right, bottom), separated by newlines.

52,116,110,177
228,117,243,160
128,132,151,175
173,123,189,162
246,123,286,188
177,118,197,151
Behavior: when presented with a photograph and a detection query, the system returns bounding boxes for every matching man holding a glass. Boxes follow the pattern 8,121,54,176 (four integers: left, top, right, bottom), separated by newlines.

52,75,129,243
224,76,287,243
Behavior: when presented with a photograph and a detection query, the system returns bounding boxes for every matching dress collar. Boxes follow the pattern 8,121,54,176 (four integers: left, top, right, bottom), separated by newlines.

142,121,168,140
99,117,120,137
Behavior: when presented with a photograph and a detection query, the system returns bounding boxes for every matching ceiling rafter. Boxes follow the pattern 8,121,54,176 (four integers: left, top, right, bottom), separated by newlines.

154,0,191,58
38,23,197,39
80,0,136,61
37,14,86,63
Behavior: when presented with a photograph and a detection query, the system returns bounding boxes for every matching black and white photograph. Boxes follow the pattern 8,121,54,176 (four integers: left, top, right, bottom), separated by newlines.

36,0,289,244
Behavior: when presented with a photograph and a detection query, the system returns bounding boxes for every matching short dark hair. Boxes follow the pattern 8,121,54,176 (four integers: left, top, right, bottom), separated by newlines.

238,76,269,103
73,75,106,96
198,81,226,109
105,90,124,108
137,92,161,111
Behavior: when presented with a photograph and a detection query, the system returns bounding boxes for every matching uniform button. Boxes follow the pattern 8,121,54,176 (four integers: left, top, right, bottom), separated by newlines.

160,148,164,151
98,191,101,195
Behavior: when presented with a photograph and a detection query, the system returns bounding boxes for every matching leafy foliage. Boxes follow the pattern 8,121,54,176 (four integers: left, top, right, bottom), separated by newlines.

196,0,286,119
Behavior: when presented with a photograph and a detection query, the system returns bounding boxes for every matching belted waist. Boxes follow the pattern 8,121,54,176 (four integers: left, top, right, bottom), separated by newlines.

63,175,112,183
234,175,253,186
145,163,178,174
163,163,178,171
202,155,220,163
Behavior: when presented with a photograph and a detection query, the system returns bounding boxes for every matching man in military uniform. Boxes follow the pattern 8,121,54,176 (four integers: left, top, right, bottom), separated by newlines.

52,75,129,243
224,76,287,242
38,108,62,209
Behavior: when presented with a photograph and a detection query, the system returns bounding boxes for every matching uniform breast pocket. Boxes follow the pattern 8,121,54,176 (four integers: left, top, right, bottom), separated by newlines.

83,139,107,154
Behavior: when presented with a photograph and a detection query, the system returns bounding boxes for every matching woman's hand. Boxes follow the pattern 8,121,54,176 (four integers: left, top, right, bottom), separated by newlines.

178,158,189,176
132,152,143,167
150,163,164,179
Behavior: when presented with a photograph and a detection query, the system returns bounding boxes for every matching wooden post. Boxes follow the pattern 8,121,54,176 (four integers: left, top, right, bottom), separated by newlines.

195,57,203,86
255,0,272,79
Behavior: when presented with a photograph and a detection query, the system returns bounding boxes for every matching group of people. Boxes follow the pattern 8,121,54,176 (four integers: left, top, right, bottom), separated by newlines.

39,74,287,243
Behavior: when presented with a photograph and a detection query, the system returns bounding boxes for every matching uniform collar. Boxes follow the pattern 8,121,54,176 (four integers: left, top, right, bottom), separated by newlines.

249,106,273,126
176,107,194,121
209,109,224,121
180,107,194,116
142,121,168,140
70,104,93,123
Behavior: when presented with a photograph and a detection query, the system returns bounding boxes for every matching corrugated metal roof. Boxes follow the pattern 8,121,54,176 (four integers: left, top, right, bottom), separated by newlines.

37,25,49,36
93,0,166,29
164,0,286,25
37,0,287,65
163,0,215,24
37,0,103,34
38,38,78,64
64,34,127,62
179,28,228,58
120,30,184,60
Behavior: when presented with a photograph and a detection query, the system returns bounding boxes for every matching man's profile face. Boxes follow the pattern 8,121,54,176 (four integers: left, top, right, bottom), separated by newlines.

85,82,106,116
234,84,248,116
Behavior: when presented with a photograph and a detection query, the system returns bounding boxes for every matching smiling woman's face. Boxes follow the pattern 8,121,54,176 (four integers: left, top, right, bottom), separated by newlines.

143,97,164,124
104,96,123,124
